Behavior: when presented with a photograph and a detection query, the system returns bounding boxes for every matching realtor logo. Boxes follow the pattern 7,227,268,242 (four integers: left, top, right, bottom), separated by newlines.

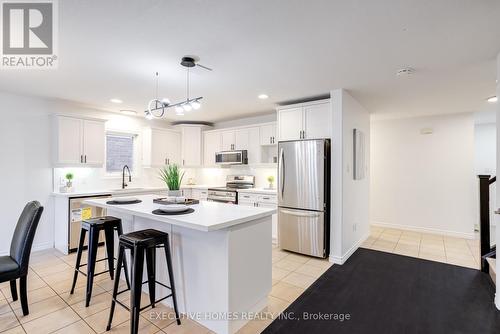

1,0,58,68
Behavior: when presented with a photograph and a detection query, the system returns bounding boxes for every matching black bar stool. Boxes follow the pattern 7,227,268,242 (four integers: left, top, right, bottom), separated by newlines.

106,229,181,334
70,216,130,307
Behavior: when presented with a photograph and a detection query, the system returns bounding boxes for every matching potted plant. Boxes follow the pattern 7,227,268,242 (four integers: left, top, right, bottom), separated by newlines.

159,164,185,196
65,173,74,191
267,175,275,189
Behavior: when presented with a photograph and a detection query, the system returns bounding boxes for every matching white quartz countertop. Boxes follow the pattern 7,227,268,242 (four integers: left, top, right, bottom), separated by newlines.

84,194,276,232
51,187,167,198
236,188,277,195
180,184,214,189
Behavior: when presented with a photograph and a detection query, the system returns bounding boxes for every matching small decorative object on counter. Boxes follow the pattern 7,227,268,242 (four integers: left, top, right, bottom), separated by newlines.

187,177,196,185
267,175,275,189
158,164,185,196
64,172,74,192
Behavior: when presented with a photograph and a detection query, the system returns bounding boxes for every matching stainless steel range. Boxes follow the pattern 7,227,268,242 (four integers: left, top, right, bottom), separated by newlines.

208,175,255,204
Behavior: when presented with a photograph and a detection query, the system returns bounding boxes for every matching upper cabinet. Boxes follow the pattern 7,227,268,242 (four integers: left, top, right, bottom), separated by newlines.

143,128,181,167
277,99,331,141
180,126,202,167
203,131,221,166
53,115,105,166
260,123,277,146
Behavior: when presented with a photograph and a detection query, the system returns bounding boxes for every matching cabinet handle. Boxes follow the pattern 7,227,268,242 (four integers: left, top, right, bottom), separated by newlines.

262,197,270,200
80,155,83,163
84,155,87,163
183,159,185,166
165,158,167,165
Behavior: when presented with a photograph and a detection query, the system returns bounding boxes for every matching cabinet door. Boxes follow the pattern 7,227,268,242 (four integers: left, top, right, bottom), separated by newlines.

56,116,83,164
257,202,278,242
203,131,221,166
247,127,261,164
304,102,331,139
181,127,201,166
150,129,169,166
260,124,276,145
234,128,249,150
82,120,105,165
278,107,303,141
165,130,181,165
221,130,235,150
238,200,255,207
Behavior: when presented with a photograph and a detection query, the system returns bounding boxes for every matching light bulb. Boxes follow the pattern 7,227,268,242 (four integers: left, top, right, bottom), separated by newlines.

487,96,498,103
175,106,184,115
191,100,201,110
183,103,192,111
161,98,171,106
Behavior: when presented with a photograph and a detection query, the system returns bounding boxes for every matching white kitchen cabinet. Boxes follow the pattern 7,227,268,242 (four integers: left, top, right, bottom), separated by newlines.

143,128,181,167
180,126,202,167
260,123,277,146
192,188,208,201
304,102,331,139
53,115,105,166
277,99,331,141
277,107,303,141
82,120,105,165
221,130,236,151
203,131,222,166
238,192,278,243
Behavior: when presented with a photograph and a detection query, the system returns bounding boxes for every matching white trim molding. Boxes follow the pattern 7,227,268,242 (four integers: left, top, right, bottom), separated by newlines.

329,232,370,265
371,221,475,240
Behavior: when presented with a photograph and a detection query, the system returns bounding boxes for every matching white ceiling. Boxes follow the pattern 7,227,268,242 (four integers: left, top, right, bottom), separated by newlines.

1,0,499,122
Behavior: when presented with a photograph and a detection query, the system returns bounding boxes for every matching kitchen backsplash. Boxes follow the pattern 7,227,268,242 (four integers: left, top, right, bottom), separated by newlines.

53,165,277,192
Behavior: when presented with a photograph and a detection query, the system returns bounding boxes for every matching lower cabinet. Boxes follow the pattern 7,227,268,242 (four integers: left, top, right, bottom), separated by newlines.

238,193,278,243
183,188,208,201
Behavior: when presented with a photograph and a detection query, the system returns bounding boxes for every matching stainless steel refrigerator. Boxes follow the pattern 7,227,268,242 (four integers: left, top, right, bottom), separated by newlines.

278,139,330,258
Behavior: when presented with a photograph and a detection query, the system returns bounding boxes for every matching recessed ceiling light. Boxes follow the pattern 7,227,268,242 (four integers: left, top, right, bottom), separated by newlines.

487,96,498,103
110,98,123,104
120,109,137,115
258,94,269,99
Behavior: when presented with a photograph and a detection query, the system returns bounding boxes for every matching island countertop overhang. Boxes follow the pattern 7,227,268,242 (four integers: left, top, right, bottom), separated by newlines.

84,194,276,232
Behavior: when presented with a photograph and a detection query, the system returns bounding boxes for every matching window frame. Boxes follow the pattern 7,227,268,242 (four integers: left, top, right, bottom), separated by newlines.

104,130,140,178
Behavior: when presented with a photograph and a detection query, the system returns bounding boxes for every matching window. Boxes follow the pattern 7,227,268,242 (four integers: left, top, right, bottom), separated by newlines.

106,133,136,173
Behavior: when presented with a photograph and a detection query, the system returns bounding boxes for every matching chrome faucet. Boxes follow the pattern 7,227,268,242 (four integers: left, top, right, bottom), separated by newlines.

122,165,132,189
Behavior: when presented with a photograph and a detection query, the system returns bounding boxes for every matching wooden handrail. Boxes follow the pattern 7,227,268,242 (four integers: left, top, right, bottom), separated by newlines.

489,176,496,185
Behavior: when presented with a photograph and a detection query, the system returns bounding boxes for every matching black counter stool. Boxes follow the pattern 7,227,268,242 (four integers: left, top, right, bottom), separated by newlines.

70,216,130,307
106,229,181,334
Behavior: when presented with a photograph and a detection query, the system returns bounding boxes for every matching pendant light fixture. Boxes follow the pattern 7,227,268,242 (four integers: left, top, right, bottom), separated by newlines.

144,56,210,119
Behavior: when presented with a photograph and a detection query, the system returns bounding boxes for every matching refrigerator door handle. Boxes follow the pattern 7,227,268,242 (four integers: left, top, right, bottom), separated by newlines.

280,209,322,218
279,147,285,198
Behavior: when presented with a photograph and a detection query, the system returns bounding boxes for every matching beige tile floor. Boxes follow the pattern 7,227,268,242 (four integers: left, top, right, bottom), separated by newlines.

0,245,332,334
0,227,479,334
361,226,481,269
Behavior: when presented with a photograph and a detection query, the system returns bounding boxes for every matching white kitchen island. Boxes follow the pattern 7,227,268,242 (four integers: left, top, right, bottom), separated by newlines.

84,194,275,334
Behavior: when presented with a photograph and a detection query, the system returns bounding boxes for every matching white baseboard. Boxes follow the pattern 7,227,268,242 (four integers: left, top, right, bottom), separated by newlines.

371,221,475,239
0,241,54,256
329,232,370,265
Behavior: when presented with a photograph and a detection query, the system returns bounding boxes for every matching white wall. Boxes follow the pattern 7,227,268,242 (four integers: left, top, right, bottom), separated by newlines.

370,113,476,238
475,123,496,175
330,89,371,264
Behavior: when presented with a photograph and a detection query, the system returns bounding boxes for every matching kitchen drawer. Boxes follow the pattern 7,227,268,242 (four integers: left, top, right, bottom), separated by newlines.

192,188,208,200
238,199,255,207
258,194,277,204
238,193,259,202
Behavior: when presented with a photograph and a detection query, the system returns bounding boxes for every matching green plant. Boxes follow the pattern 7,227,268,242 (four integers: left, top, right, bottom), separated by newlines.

158,165,185,190
65,173,74,181
267,175,275,183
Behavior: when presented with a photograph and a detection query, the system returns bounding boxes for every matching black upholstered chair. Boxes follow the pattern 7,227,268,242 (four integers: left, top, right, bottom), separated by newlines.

0,201,44,316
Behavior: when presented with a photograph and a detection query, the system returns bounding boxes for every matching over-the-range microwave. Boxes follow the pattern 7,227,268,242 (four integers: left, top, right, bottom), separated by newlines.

215,150,248,165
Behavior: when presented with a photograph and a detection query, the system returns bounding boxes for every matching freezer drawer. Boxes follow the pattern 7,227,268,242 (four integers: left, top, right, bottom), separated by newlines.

278,207,325,258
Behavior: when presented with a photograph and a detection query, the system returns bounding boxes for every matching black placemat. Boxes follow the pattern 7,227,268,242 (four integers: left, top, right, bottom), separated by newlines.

106,200,142,205
152,208,195,215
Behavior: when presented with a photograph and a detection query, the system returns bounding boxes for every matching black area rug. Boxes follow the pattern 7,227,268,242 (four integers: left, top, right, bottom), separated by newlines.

263,248,500,334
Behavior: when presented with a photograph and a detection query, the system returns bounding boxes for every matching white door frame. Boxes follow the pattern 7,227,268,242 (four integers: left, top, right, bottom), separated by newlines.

495,52,500,310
